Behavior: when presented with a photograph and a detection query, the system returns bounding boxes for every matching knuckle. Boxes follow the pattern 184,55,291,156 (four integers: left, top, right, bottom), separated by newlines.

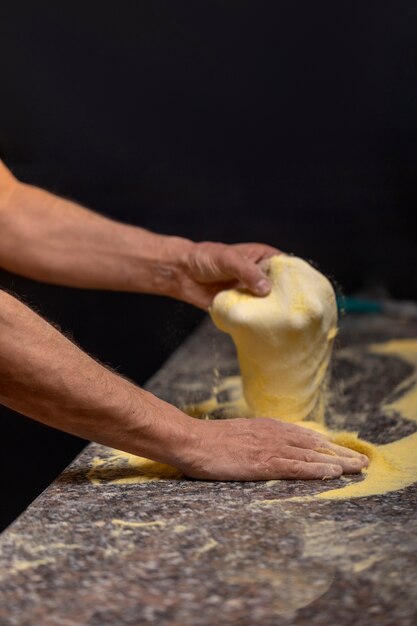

254,457,273,476
310,435,325,448
289,461,306,479
301,450,316,463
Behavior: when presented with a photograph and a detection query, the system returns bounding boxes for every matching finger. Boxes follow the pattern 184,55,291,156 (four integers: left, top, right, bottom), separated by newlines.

258,258,273,273
216,248,265,283
232,243,281,262
274,423,331,449
265,458,343,480
217,249,272,296
320,442,369,465
280,425,369,466
285,446,367,474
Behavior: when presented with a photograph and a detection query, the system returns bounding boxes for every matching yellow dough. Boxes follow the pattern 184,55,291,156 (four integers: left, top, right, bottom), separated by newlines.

210,255,338,421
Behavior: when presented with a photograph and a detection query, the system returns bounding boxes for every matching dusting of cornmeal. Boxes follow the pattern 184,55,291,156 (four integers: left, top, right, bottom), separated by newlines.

315,429,417,500
185,376,250,419
86,251,417,502
303,338,417,501
187,363,417,501
370,339,417,423
87,338,417,500
111,519,166,529
87,454,181,484
268,422,417,502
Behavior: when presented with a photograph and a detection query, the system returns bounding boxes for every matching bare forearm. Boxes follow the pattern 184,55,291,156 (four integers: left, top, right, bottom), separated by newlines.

0,169,193,296
0,289,196,465
0,162,280,309
0,290,369,480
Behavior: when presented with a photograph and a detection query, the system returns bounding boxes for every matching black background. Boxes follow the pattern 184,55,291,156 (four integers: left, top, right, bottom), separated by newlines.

1,1,416,530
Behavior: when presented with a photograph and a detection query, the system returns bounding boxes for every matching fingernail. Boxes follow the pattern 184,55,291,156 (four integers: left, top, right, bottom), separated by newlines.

255,279,270,296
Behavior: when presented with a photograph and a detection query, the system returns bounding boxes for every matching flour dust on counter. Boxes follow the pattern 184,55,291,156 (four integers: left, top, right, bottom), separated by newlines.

87,255,417,502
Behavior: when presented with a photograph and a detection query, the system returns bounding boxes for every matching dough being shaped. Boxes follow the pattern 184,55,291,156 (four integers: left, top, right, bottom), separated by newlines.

210,255,338,421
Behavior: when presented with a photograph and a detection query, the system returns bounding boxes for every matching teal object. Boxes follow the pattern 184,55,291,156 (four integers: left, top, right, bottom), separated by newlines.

336,296,417,318
336,296,383,314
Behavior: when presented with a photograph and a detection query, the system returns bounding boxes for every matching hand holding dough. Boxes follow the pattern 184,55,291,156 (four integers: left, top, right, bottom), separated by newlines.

210,255,338,421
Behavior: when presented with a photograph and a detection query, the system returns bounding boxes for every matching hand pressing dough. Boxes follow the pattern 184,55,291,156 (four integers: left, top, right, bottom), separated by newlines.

210,255,338,421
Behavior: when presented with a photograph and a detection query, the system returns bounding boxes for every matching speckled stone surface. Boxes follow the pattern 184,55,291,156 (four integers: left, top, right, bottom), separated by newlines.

1,314,417,626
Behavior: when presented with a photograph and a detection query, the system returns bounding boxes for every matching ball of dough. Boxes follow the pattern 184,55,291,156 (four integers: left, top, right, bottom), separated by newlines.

210,255,338,421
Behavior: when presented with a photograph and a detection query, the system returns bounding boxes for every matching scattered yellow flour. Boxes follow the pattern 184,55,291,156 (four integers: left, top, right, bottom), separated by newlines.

370,339,417,423
87,453,182,484
87,339,417,499
312,429,417,500
210,256,338,421
302,338,417,500
111,519,166,529
87,255,417,501
185,376,250,419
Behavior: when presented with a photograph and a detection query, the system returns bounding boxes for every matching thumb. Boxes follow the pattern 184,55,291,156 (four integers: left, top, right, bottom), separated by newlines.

218,250,272,296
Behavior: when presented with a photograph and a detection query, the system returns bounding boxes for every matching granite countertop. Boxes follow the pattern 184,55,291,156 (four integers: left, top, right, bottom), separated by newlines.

1,314,416,626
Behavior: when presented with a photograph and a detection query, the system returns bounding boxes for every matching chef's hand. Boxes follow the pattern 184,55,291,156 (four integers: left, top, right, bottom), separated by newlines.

175,241,280,309
180,417,369,480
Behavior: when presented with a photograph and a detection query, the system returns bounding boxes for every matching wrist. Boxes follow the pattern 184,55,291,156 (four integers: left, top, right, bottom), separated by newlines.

145,234,197,300
122,387,201,469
